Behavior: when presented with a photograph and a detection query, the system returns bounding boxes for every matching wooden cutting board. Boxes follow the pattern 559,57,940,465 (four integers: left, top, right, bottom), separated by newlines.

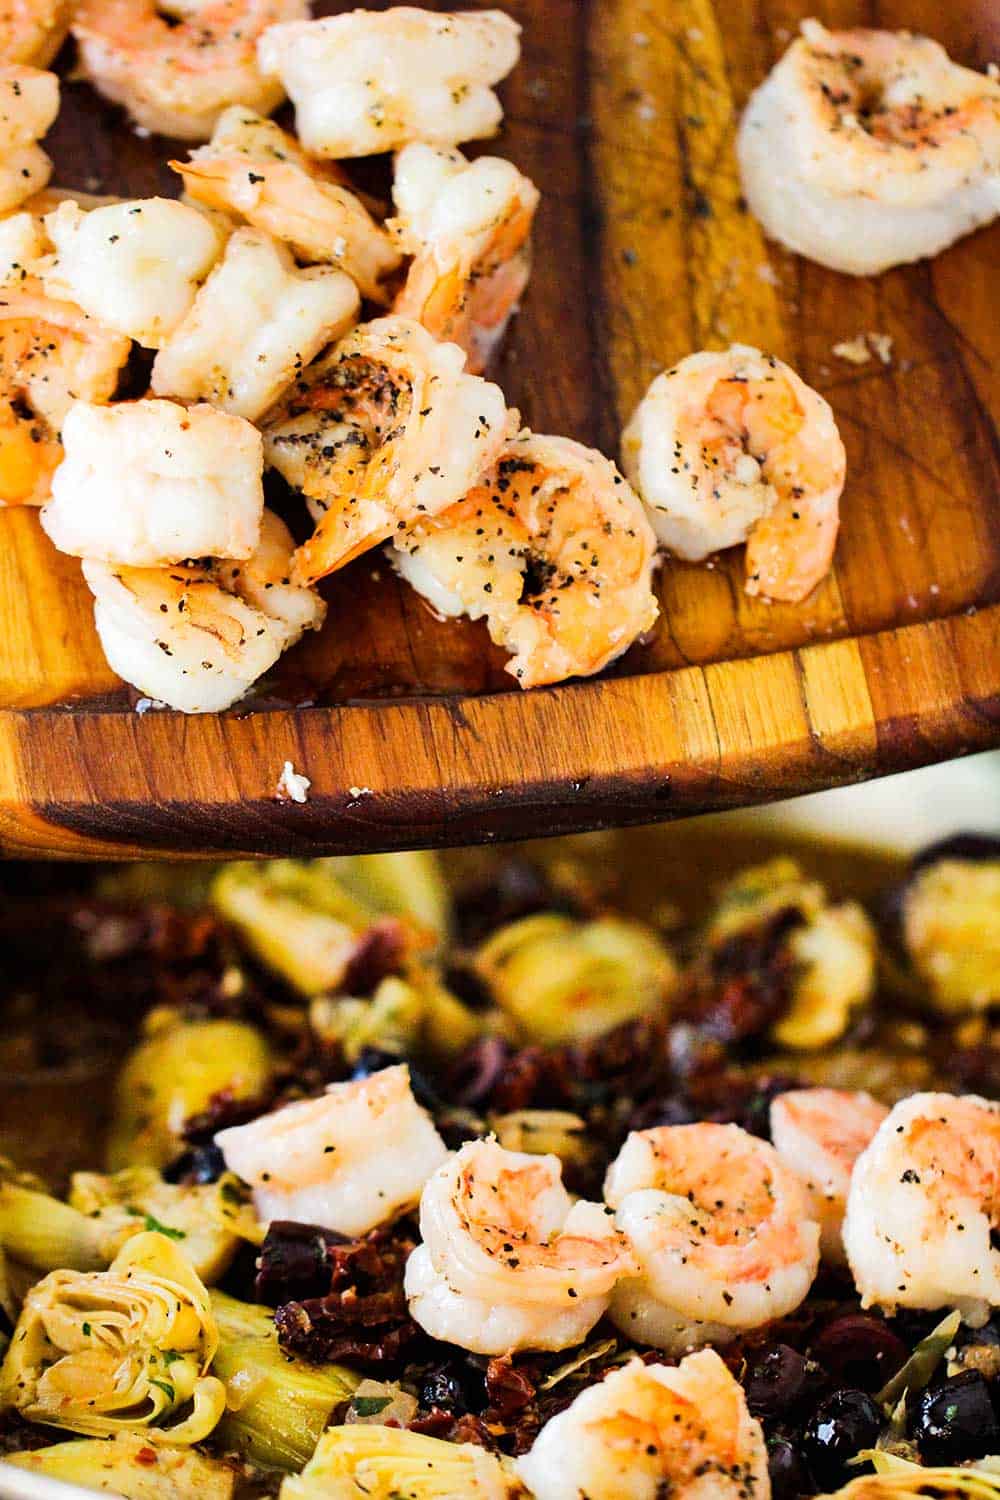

1,0,998,859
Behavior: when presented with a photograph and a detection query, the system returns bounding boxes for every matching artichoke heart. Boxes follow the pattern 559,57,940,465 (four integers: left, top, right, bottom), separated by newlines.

710,859,877,1051
107,1015,273,1171
902,856,1000,1013
0,1231,226,1443
473,912,676,1044
70,1168,260,1283
213,859,436,996
817,1452,1000,1497
310,969,480,1064
5,1431,236,1500
210,1290,360,1471
280,1424,525,1499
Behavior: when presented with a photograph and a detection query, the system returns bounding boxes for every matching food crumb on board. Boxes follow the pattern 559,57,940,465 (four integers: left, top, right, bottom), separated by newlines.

756,262,780,285
832,332,894,366
348,786,373,799
276,760,311,804
134,697,167,715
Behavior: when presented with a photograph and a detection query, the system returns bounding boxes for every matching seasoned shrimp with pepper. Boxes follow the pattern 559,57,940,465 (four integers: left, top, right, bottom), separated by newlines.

173,108,401,303
0,282,130,507
770,1087,889,1264
0,65,59,213
81,509,324,713
392,432,659,688
258,8,521,159
405,1137,636,1354
391,143,539,374
0,1,73,67
517,1351,769,1500
604,1123,820,1353
217,1065,449,1236
73,0,308,142
622,345,846,603
738,21,1000,274
263,316,514,584
844,1091,1000,1326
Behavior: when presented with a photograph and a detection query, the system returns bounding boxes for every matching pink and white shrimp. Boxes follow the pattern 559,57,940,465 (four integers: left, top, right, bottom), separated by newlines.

217,1065,448,1236
604,1122,821,1353
391,143,539,374
73,0,308,142
262,316,514,584
622,344,845,603
843,1091,1000,1326
738,20,1000,274
517,1351,769,1500
770,1087,889,1264
392,431,659,688
405,1138,636,1354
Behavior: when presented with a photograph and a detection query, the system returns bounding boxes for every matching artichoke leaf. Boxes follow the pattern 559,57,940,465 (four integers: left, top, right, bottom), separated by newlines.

0,1232,225,1444
210,1290,360,1471
107,1015,272,1172
818,1452,1000,1497
5,1431,236,1500
70,1168,259,1282
280,1425,525,1499
474,912,676,1044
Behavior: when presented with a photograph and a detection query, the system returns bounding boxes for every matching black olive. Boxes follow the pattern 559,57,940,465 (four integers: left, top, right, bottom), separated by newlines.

914,1372,1000,1466
802,1389,881,1490
767,1436,814,1499
745,1345,810,1420
162,1142,225,1185
418,1368,470,1415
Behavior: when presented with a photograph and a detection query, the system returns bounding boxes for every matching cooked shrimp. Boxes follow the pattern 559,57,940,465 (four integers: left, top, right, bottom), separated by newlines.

0,209,45,282
151,229,359,422
0,66,59,214
262,316,514,584
390,144,539,374
770,1088,889,1264
42,197,224,348
392,431,658,689
217,1065,448,1236
43,399,264,565
405,1137,636,1354
81,508,324,712
0,282,130,507
604,1123,820,1353
72,0,308,143
517,1350,769,1500
257,8,521,159
622,345,846,603
173,108,402,303
0,1,73,67
738,20,1000,275
843,1091,1000,1326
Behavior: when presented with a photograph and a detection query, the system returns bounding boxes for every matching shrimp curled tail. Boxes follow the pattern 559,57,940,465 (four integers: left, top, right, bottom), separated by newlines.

604,1121,821,1353
73,0,309,142
392,431,659,688
405,1137,636,1354
622,344,845,603
262,315,516,585
738,20,1000,274
516,1350,769,1500
843,1091,1000,1325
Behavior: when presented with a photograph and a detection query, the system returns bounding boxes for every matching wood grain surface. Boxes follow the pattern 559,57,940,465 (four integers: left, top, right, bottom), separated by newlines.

1,0,998,857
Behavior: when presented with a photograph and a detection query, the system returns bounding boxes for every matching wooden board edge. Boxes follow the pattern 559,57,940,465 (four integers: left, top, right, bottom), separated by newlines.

1,603,998,859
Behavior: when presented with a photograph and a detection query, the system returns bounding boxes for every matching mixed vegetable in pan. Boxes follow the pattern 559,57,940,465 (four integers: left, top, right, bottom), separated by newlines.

0,836,997,1498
